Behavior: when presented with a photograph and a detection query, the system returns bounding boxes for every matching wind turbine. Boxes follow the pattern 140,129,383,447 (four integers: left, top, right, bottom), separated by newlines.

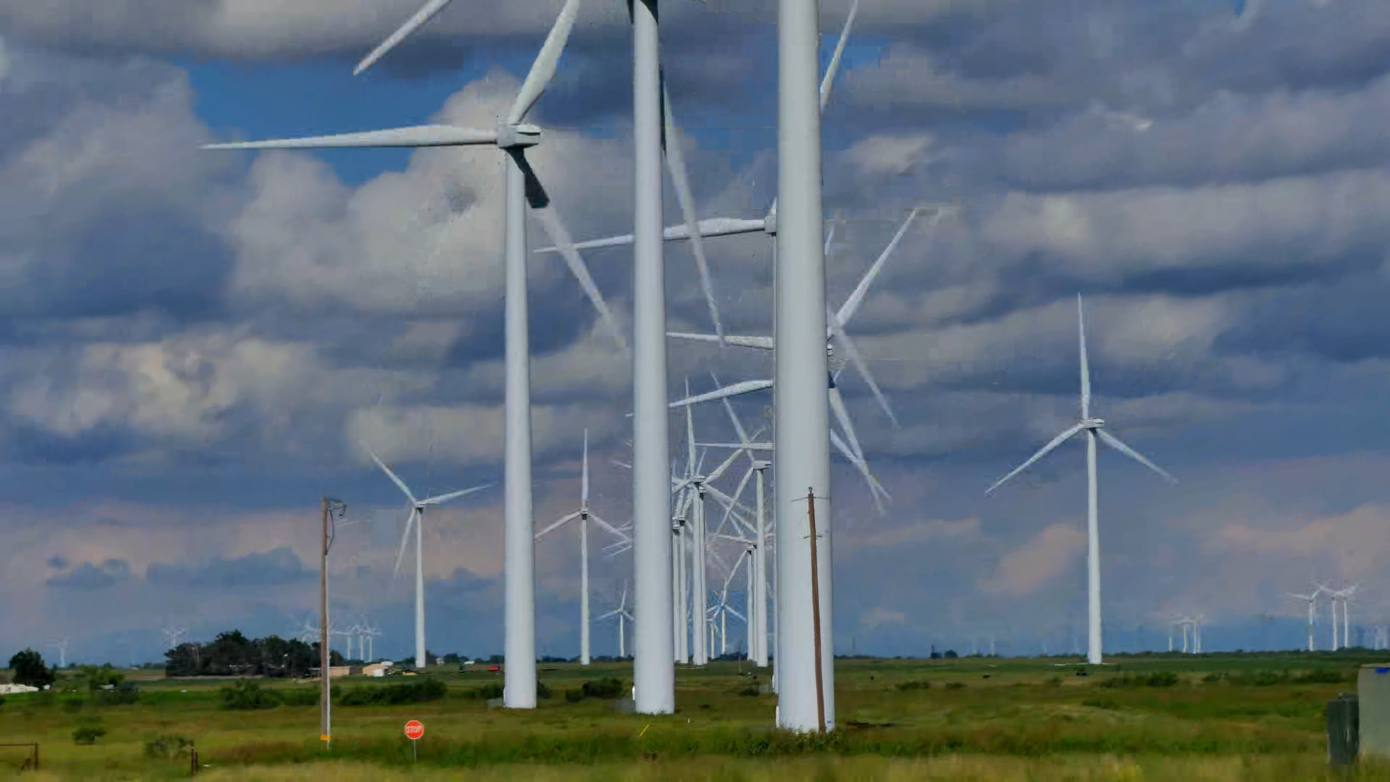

47,639,69,669
368,448,491,670
985,295,1178,666
1287,588,1322,652
598,583,635,659
1318,583,1360,651
205,0,613,711
661,207,945,514
535,430,629,665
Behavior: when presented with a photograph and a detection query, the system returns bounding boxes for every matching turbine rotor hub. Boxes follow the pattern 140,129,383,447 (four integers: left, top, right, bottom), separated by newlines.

497,122,542,150
1082,417,1105,430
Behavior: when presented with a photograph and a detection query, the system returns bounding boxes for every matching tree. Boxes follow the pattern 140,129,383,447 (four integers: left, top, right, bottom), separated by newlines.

8,648,55,688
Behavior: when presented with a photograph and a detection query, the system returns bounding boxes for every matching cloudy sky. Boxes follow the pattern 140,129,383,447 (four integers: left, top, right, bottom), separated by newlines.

3,0,1388,665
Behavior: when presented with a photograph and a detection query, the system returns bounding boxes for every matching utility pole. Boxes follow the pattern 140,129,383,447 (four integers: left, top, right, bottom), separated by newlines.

806,488,825,734
320,497,346,747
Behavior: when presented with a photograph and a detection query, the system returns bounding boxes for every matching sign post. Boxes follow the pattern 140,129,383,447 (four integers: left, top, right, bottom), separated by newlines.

404,720,424,762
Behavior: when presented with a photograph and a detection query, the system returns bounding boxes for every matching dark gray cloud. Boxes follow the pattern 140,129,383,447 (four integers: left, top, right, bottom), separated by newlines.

47,559,133,590
146,547,315,589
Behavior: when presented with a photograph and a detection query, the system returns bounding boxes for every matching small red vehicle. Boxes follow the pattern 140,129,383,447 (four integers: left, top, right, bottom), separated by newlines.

488,665,501,674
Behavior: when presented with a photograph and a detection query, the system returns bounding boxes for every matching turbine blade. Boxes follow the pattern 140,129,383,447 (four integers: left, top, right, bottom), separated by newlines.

391,508,417,579
529,186,628,353
1078,294,1091,418
420,483,493,505
1096,429,1177,484
685,377,697,470
589,513,629,541
662,80,725,344
354,0,456,75
535,511,581,540
713,372,754,449
368,448,417,505
827,384,865,463
530,218,766,254
820,0,860,111
581,429,590,505
834,208,928,329
670,333,774,350
507,0,584,126
705,444,745,484
669,379,774,409
831,429,887,516
715,464,756,537
203,125,498,151
830,313,898,428
984,423,1085,495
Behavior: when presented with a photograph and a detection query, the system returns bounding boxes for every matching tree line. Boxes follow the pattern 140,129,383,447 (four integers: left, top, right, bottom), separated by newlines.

164,630,344,677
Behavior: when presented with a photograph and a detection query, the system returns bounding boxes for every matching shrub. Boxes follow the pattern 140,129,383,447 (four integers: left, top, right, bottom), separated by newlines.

895,680,930,692
95,682,141,706
945,682,967,690
1292,668,1349,685
1099,672,1178,689
143,734,194,759
472,682,504,700
537,681,552,700
220,679,281,710
580,678,625,699
72,717,106,745
338,678,446,707
737,685,760,697
564,688,585,703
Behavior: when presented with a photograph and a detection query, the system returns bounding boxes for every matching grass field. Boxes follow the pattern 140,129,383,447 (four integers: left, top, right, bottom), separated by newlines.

2,653,1388,780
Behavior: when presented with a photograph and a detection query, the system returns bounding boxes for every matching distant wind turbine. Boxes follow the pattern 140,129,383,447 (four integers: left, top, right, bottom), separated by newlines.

535,430,629,665
985,295,1178,665
368,448,492,670
1287,588,1322,652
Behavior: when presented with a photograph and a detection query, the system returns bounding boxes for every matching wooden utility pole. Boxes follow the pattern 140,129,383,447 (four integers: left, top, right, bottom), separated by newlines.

806,488,825,733
320,496,330,746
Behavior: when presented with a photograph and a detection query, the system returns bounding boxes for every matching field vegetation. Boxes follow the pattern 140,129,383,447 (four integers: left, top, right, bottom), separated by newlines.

0,652,1387,780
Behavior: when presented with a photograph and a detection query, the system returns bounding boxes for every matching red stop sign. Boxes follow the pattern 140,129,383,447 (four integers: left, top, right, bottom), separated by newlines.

404,720,424,740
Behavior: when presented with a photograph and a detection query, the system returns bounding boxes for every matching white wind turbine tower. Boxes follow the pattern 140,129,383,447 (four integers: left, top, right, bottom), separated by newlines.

537,3,859,728
385,0,730,717
1319,583,1360,651
368,449,492,670
662,206,945,514
986,295,1178,666
160,624,188,651
48,639,69,669
598,583,635,659
535,430,629,665
1287,588,1322,652
668,400,752,665
206,0,618,710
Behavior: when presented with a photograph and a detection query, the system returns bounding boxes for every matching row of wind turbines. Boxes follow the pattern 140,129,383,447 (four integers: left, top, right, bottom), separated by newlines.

196,0,1284,731
202,0,879,730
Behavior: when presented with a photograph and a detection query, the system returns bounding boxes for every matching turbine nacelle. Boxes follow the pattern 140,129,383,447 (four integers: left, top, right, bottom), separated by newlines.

1082,417,1105,430
497,122,542,150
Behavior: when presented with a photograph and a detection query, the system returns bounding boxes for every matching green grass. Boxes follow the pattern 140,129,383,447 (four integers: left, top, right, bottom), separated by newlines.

0,652,1383,779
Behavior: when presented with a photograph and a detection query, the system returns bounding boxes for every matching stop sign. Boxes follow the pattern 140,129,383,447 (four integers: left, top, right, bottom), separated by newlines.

404,720,425,740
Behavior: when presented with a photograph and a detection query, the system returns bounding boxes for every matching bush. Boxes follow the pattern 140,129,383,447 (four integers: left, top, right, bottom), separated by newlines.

143,734,194,760
1099,672,1178,689
338,678,446,707
579,678,625,700
95,682,141,706
1293,668,1349,685
472,682,504,700
564,688,585,703
219,679,281,710
945,682,967,690
537,681,552,700
72,717,106,745
895,680,930,692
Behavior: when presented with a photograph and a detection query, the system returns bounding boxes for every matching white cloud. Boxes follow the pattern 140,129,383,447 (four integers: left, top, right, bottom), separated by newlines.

980,523,1086,598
